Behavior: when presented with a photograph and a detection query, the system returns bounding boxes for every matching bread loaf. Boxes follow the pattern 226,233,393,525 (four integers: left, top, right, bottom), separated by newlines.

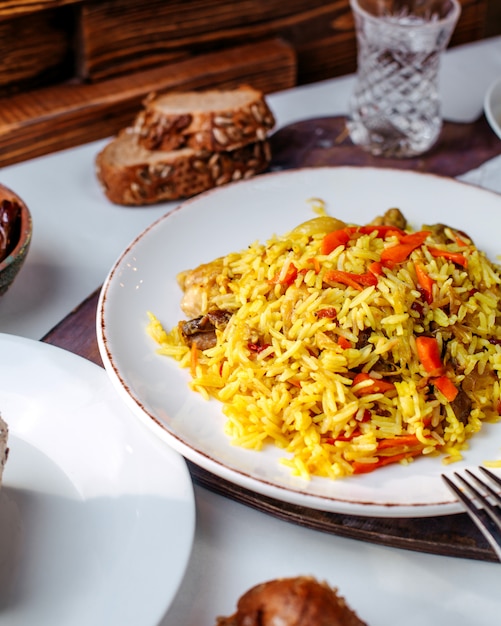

0,414,8,487
133,85,275,152
95,129,271,206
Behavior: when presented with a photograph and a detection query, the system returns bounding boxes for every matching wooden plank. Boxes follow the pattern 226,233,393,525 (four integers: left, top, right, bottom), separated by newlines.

0,38,296,167
0,0,80,19
78,0,339,81
79,0,490,85
0,7,74,95
452,0,490,46
77,0,354,83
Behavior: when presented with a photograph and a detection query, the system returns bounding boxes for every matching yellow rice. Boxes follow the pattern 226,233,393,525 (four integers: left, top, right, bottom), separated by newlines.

147,208,501,480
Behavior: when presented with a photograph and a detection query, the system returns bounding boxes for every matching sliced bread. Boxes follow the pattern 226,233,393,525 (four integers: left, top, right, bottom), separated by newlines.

132,85,275,152
95,129,271,206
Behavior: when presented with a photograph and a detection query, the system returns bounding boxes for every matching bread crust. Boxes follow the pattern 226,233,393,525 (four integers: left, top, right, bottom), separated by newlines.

133,85,275,152
95,130,271,206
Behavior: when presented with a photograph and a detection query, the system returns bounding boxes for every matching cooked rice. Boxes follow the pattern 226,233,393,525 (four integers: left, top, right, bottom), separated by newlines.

147,208,501,479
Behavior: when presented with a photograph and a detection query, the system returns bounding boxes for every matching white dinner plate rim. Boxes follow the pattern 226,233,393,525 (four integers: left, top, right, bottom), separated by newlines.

0,333,195,625
97,165,501,519
484,76,501,140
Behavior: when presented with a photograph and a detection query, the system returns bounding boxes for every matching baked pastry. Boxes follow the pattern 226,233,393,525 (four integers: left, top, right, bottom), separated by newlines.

0,414,9,487
133,85,275,152
216,576,367,626
95,129,271,206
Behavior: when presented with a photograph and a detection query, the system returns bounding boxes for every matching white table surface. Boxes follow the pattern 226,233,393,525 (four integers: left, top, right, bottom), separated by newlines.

1,35,501,625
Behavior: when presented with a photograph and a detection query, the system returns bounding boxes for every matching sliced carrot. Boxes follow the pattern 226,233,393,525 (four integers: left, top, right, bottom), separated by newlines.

321,228,354,255
322,225,408,257
414,262,435,304
368,261,384,277
377,434,421,450
306,257,321,273
335,428,362,442
351,448,423,474
358,225,405,238
401,231,432,246
433,375,458,402
324,269,378,291
356,271,379,286
380,231,430,265
428,247,468,268
454,234,469,248
269,262,298,286
337,335,352,349
316,307,337,319
352,372,396,395
324,269,363,291
415,335,444,376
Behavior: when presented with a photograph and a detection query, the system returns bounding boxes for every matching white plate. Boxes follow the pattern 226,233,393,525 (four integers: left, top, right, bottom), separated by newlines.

97,166,501,518
0,334,195,625
484,76,501,140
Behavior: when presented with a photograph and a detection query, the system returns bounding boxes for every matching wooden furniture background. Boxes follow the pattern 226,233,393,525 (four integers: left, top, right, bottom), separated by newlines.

0,0,498,167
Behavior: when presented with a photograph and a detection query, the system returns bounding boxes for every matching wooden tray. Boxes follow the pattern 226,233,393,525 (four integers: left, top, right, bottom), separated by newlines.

42,115,501,562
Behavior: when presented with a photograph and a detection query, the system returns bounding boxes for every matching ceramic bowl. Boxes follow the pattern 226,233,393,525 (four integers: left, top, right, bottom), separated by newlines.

484,77,501,140
0,184,32,296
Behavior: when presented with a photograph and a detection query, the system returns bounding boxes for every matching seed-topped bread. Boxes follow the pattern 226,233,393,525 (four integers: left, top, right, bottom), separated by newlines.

95,129,271,206
132,85,275,152
0,414,8,487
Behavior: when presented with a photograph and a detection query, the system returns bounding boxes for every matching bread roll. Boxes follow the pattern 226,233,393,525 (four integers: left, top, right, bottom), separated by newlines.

96,129,271,206
133,85,275,152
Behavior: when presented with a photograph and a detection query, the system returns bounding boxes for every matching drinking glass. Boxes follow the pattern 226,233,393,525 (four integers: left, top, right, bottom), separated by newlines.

347,0,461,158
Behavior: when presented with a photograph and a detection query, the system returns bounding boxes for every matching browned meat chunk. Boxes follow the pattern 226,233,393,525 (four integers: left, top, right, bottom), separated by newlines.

450,388,473,425
180,309,232,350
216,576,367,626
177,258,225,318
369,207,407,230
422,223,473,245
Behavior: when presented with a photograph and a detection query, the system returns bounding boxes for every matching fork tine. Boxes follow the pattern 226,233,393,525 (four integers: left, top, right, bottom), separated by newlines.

480,466,501,489
442,470,501,562
466,469,501,512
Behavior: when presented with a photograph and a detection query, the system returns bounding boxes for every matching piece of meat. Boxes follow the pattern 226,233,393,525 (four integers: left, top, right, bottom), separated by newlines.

422,223,473,245
177,257,225,318
180,309,232,350
369,207,407,230
216,576,367,626
450,387,472,425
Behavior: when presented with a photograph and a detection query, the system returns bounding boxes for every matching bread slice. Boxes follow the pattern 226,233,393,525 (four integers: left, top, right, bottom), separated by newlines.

132,85,275,152
0,414,8,487
95,129,271,206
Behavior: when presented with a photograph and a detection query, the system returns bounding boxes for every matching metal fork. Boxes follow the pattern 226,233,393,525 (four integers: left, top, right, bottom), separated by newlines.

442,467,501,562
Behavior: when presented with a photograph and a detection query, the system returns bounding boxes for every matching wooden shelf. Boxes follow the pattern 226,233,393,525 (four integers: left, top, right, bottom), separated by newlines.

0,39,296,167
